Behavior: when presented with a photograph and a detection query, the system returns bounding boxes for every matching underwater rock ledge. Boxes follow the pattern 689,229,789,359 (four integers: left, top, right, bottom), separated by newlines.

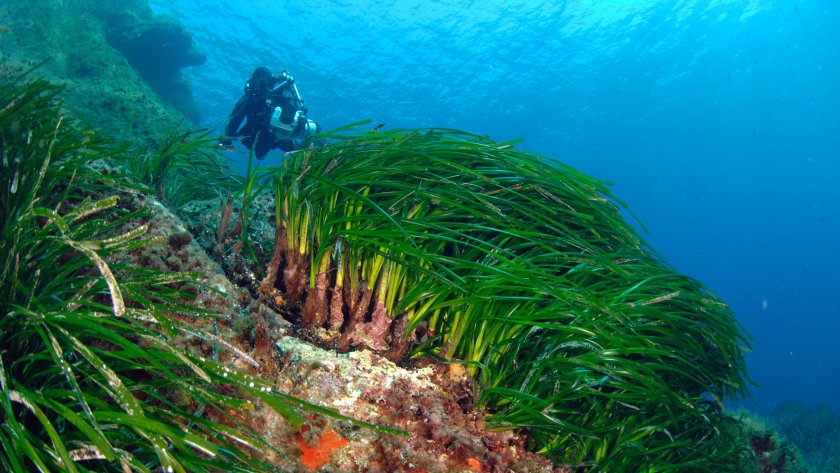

104,10,206,117
0,0,202,142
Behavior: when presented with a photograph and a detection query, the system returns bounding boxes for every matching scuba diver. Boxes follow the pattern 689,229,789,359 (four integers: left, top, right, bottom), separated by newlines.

220,66,320,159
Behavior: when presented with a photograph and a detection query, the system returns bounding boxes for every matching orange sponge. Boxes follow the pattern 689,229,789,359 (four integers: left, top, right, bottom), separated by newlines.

297,429,349,471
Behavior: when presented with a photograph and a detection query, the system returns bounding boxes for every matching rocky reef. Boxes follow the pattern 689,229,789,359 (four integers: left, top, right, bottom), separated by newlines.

0,0,203,144
768,402,840,473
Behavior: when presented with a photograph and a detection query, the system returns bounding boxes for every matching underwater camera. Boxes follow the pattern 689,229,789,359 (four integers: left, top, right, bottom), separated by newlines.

304,119,319,135
270,106,302,136
270,106,319,137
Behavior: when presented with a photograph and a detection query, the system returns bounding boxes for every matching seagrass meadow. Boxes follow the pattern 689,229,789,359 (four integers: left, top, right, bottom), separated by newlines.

1,69,766,472
250,124,757,471
0,72,405,473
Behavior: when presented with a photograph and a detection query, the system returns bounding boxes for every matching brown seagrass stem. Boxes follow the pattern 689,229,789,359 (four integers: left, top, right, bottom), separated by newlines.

283,250,310,304
302,266,330,329
259,224,286,293
329,284,345,332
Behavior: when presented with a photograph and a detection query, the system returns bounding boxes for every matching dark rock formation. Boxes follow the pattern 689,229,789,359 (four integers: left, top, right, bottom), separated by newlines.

103,8,207,120
0,0,205,144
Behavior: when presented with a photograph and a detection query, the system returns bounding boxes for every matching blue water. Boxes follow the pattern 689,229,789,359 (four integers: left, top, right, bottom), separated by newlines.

148,0,840,417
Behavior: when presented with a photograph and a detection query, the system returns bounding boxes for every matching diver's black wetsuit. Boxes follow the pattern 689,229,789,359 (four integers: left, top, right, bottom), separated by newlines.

223,70,307,159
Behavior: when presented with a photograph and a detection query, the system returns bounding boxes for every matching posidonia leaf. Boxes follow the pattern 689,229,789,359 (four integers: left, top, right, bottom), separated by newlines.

33,392,116,463
61,325,144,417
0,431,27,473
10,388,80,473
1,357,50,473
93,411,220,460
185,357,306,430
64,195,119,223
2,413,54,473
37,324,105,446
139,334,211,383
63,239,125,316
98,222,149,249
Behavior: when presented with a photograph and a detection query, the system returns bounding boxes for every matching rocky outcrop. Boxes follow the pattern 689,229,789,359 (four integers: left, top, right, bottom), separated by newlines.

0,0,204,144
102,3,206,119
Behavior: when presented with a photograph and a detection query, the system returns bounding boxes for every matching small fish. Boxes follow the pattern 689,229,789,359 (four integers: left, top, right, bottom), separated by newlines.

727,72,731,82
794,4,800,15
370,123,385,133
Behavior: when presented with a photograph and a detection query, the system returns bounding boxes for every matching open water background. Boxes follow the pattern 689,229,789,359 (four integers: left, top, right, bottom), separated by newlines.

148,0,840,417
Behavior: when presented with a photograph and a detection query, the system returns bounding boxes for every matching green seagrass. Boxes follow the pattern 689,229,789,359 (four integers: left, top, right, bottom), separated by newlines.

0,72,397,473
265,124,754,471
